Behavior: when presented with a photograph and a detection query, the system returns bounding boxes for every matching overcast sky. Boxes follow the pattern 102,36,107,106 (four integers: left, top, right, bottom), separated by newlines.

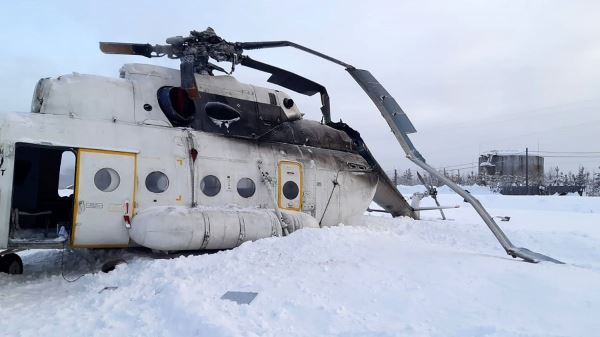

1,0,599,173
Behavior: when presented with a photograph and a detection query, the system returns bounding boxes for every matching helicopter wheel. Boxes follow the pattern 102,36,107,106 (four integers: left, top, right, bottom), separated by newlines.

0,253,24,275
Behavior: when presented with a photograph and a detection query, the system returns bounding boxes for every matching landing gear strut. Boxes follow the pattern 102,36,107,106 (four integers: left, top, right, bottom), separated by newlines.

0,253,24,274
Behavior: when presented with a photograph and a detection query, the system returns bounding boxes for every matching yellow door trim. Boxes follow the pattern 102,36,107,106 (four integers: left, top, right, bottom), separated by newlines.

70,148,137,248
70,149,82,246
277,160,303,211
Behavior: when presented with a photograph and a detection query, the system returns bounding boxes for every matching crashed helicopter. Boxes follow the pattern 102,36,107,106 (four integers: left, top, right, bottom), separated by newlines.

0,28,561,274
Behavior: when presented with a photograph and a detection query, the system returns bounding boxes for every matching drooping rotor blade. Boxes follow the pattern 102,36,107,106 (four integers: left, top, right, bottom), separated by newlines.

348,69,561,262
372,161,415,217
238,41,352,68
347,69,418,135
240,56,331,123
99,42,155,58
241,56,323,95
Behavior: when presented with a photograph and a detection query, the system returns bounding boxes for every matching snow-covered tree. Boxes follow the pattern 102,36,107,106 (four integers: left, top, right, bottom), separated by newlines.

400,168,414,185
575,166,590,187
591,168,600,196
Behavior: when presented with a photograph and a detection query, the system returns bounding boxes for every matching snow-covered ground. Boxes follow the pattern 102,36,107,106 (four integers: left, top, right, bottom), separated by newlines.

1,187,600,337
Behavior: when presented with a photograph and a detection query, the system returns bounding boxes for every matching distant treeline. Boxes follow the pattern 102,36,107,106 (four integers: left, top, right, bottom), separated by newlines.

387,166,600,196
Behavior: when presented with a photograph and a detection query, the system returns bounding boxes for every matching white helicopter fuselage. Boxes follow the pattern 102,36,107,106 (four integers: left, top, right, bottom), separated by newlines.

0,64,378,251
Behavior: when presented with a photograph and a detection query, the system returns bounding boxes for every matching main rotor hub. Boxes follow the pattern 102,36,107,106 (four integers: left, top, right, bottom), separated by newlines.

163,28,243,74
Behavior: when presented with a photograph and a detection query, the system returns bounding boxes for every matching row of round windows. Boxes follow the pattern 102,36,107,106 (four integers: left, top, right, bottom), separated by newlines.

93,168,257,198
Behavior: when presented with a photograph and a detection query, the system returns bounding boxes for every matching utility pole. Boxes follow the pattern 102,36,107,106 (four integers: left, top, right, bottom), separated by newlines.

525,147,529,195
394,169,398,186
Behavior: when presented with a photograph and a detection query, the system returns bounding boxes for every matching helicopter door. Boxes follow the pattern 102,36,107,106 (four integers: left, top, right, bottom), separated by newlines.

277,160,303,211
71,149,136,247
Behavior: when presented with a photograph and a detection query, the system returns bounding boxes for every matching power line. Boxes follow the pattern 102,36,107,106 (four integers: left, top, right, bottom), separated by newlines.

479,150,600,158
532,151,600,154
542,155,600,158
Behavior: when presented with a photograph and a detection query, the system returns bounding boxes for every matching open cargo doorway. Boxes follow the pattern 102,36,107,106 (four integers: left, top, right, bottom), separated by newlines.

9,143,75,247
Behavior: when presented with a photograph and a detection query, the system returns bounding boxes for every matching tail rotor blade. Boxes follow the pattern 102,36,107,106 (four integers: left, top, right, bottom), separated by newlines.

431,194,447,220
417,171,446,219
417,171,435,195
416,172,429,190
99,42,154,58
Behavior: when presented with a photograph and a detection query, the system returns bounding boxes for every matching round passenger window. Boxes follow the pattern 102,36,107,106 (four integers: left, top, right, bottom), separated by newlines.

282,181,299,200
94,168,120,192
237,178,256,198
200,175,221,197
145,171,169,193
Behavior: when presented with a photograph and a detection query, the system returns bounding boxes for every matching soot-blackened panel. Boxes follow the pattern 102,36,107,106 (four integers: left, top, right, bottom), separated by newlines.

188,92,288,139
158,88,358,154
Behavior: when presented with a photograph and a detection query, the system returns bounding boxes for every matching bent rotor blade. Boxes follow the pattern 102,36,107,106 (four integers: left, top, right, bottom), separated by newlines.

372,162,415,218
99,42,154,58
238,41,352,68
241,56,323,95
240,56,331,123
347,68,561,264
508,247,563,264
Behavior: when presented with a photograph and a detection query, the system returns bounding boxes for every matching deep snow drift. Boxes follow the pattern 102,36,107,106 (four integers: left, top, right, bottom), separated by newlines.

1,187,600,337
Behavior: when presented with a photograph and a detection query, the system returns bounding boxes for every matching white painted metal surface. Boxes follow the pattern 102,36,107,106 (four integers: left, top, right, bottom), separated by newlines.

0,64,379,251
129,205,321,251
72,149,135,247
278,160,303,211
129,206,281,250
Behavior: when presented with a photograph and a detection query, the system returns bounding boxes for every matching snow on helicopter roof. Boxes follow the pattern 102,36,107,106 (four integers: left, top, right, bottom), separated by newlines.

31,63,301,125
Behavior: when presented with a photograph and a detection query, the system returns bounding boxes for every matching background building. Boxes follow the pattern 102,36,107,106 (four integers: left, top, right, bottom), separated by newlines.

478,151,544,185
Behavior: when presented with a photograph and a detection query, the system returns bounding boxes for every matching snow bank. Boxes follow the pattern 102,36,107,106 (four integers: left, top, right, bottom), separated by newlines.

2,194,600,337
